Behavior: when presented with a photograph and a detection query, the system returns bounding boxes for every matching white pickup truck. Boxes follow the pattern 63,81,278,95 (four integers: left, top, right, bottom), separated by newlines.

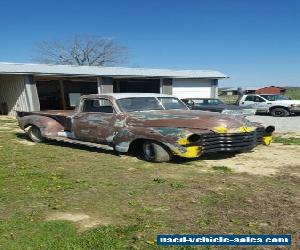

238,94,300,117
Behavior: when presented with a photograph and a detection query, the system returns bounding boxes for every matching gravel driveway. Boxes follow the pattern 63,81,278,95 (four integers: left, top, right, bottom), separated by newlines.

246,115,300,133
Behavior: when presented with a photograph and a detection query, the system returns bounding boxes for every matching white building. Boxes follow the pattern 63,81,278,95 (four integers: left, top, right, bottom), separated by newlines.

0,62,228,115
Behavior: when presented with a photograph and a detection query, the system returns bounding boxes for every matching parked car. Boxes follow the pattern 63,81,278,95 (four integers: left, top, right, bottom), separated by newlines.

17,93,275,163
238,94,300,117
181,98,256,116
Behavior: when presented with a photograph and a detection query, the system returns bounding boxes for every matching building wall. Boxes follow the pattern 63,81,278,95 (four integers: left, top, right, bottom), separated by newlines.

220,90,238,96
24,75,40,111
211,79,218,98
172,79,213,98
97,77,114,93
0,74,222,115
161,78,172,95
0,74,40,116
0,75,29,116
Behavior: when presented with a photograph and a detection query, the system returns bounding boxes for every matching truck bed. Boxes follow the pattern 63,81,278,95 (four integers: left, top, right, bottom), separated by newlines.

16,110,75,131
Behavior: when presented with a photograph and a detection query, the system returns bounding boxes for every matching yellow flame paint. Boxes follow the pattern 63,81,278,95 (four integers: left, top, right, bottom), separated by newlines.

177,138,190,145
262,135,272,146
213,126,228,133
239,126,254,133
174,146,202,158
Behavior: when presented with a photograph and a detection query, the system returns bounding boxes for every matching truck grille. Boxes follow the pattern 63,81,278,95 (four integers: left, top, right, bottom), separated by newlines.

201,127,265,154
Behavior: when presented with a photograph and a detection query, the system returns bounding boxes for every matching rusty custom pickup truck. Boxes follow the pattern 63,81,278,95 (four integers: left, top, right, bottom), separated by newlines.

17,93,275,162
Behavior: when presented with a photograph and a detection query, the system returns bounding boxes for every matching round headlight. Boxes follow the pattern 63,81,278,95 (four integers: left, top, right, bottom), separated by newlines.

265,126,275,134
187,134,201,143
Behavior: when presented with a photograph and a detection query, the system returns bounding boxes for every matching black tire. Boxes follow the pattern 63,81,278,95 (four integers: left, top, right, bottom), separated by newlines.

27,126,45,143
270,107,290,117
142,141,172,163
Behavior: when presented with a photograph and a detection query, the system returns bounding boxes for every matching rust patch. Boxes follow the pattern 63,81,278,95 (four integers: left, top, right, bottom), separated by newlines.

16,94,273,160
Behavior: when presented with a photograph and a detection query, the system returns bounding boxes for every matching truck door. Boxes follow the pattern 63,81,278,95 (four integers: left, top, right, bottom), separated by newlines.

240,95,255,107
241,95,268,112
72,98,116,143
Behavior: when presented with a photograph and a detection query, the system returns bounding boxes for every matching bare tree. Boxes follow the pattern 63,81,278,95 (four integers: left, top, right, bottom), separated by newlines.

34,36,127,66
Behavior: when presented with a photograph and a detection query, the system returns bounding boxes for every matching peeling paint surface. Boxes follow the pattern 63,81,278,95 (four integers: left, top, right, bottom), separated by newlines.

173,145,203,158
17,94,272,159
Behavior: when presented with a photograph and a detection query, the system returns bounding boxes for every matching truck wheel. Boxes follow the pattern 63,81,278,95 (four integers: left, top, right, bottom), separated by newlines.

270,107,290,117
142,141,172,163
28,126,45,143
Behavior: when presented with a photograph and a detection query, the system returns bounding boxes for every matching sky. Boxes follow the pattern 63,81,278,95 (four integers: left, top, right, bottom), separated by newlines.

0,0,299,87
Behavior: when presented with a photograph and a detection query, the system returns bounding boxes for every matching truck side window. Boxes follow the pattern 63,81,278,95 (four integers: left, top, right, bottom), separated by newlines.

245,95,265,103
187,100,194,105
254,96,265,102
83,99,114,113
193,99,204,105
245,96,255,102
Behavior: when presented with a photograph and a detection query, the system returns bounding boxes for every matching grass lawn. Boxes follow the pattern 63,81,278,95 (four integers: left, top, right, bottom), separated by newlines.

286,87,300,100
218,95,239,104
0,117,300,249
273,136,300,145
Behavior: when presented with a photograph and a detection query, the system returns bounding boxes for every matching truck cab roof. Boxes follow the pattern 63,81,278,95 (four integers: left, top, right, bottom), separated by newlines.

81,93,175,100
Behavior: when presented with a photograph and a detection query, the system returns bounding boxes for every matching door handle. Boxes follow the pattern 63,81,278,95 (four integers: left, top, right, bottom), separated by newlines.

72,114,83,119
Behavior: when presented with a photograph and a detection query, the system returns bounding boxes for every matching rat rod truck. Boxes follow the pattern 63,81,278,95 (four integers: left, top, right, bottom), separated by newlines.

17,93,275,162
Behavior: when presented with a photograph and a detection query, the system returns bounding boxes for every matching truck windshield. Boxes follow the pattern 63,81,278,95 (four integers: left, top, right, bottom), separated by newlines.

158,97,188,110
117,97,187,112
260,95,290,101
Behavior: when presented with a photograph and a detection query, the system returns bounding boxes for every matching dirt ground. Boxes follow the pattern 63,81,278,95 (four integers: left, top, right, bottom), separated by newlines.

247,115,300,133
202,142,300,177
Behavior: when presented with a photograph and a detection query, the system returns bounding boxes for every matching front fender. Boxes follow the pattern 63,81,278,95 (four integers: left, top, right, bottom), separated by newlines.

113,126,205,154
18,115,64,137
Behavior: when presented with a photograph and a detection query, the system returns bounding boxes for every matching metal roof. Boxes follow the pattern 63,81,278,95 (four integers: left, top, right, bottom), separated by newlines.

0,62,228,79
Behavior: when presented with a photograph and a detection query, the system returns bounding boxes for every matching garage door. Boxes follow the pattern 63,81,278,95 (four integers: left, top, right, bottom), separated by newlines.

172,79,213,99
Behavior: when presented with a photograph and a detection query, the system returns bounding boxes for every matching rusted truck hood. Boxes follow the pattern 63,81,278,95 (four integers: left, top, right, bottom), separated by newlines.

125,110,257,132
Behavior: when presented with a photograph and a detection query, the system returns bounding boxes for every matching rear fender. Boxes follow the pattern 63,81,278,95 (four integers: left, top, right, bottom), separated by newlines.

18,115,64,137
